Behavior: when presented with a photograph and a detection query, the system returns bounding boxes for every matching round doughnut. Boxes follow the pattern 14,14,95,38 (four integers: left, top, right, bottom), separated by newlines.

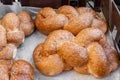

33,43,64,76
0,25,7,49
73,28,106,47
87,42,110,78
17,11,35,36
10,60,34,80
91,18,107,33
57,5,79,19
64,13,94,35
103,43,119,72
42,30,75,56
74,65,89,74
76,7,96,16
57,41,88,67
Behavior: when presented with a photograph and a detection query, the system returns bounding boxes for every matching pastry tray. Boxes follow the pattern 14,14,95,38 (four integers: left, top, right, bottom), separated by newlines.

0,3,120,80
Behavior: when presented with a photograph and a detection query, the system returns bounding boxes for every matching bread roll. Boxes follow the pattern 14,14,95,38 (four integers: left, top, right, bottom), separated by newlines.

10,60,34,80
1,13,25,47
74,65,89,74
0,44,16,60
33,43,64,76
17,11,35,36
103,43,119,72
42,30,74,56
91,18,107,33
57,41,88,67
0,25,7,49
57,5,79,19
74,28,106,47
64,13,94,35
76,7,96,16
87,42,110,78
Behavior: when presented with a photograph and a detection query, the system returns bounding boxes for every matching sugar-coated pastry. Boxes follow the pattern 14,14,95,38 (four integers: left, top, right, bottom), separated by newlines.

91,18,107,33
33,43,64,76
42,30,74,56
0,44,16,60
76,7,96,16
35,7,68,35
74,28,106,47
1,13,25,47
57,5,79,19
0,25,7,49
87,42,110,78
103,43,119,72
10,60,34,80
74,65,89,74
57,41,88,67
17,11,35,36
64,13,94,35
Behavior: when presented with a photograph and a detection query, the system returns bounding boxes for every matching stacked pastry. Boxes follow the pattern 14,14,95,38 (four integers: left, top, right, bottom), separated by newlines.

34,5,119,78
0,11,34,80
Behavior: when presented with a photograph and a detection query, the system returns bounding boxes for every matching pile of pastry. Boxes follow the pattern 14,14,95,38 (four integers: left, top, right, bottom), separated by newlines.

33,5,119,78
0,11,34,79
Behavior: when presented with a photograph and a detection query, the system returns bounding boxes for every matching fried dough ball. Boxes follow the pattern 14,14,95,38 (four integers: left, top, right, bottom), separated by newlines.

17,11,35,36
73,28,106,47
74,65,88,74
1,13,25,47
0,44,16,60
91,18,107,33
87,42,110,78
57,5,79,19
35,7,68,35
57,41,88,67
76,7,96,16
63,62,73,71
103,43,119,72
0,25,7,49
64,13,94,35
0,64,9,80
10,60,34,80
33,43,64,76
42,30,75,56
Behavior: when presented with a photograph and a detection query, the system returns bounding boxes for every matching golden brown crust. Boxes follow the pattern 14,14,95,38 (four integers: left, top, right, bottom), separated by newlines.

35,11,68,35
91,18,107,33
0,44,16,60
74,65,89,74
7,31,25,47
64,13,94,35
1,13,20,31
0,64,9,80
87,42,110,78
57,41,88,67
17,11,32,23
57,5,79,19
0,59,14,70
11,60,34,80
20,21,34,36
0,25,7,49
42,30,74,56
103,43,119,72
74,28,106,47
76,7,96,16
33,43,64,76
18,11,35,36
